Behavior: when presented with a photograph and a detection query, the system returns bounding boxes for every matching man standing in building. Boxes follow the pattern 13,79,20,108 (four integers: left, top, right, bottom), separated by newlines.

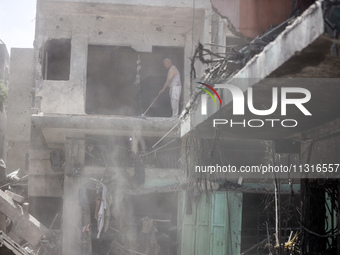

159,58,181,118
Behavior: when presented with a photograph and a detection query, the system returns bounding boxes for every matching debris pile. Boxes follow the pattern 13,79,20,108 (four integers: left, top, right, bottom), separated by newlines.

0,159,59,255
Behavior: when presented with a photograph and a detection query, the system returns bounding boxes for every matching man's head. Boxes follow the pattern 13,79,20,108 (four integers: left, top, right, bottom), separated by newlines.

163,58,172,69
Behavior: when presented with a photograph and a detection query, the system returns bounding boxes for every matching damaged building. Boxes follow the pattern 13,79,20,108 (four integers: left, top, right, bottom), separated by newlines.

7,0,216,254
2,0,340,254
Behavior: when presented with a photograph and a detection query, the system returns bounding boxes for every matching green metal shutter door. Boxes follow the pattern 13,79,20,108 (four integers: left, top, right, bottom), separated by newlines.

210,192,227,255
210,191,243,255
196,195,210,255
180,192,196,255
180,191,242,255
181,193,210,255
227,192,243,255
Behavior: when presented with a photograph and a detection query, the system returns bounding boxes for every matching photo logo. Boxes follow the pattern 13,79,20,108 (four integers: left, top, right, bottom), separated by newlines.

197,82,222,115
199,83,312,128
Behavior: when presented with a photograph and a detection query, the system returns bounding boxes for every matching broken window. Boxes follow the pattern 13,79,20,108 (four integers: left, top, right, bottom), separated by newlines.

86,45,184,117
42,39,71,81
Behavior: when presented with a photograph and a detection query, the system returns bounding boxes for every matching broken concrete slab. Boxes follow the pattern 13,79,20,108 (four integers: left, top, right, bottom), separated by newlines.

0,190,47,246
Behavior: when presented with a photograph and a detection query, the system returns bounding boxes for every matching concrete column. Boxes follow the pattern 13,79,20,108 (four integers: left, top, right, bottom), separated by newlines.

6,49,34,171
183,8,204,110
217,16,225,52
202,9,212,51
196,8,213,79
183,41,192,106
62,137,89,255
70,35,88,113
70,35,88,85
181,8,212,131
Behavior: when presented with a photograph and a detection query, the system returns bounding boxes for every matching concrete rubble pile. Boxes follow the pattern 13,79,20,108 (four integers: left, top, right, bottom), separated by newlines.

0,159,57,255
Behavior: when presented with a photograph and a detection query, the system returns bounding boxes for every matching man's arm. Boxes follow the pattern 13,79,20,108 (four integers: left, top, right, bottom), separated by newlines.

159,67,177,94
